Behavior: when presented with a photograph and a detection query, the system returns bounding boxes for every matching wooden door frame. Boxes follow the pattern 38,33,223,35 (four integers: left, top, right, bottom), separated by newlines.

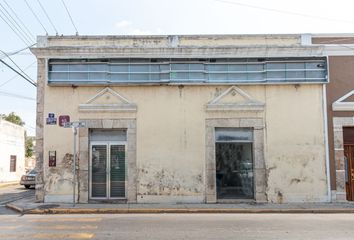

344,144,354,201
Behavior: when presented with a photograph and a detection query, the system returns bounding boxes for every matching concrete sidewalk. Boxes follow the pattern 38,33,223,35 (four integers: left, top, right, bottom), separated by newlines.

0,181,19,189
6,196,354,214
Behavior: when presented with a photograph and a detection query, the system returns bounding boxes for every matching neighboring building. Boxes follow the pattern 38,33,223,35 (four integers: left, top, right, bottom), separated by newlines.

31,34,330,203
310,34,354,202
25,136,36,171
0,119,25,182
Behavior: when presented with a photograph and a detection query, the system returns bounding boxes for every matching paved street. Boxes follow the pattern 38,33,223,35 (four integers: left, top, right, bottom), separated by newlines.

0,213,354,239
1,185,354,239
0,184,34,214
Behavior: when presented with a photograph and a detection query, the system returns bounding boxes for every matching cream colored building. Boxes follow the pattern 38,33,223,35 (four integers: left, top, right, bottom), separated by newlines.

0,119,25,182
31,34,330,203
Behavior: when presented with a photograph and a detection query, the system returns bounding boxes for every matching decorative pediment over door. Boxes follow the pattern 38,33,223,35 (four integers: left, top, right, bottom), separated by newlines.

79,87,137,112
206,86,264,111
333,90,354,111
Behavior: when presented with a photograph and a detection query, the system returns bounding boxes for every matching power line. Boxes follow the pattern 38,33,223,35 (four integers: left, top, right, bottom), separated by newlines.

0,59,36,87
36,0,58,35
3,0,35,40
61,0,78,35
0,6,31,46
0,49,35,83
0,61,36,87
0,2,33,44
0,90,35,101
0,43,36,59
213,0,354,25
24,0,48,34
3,52,33,56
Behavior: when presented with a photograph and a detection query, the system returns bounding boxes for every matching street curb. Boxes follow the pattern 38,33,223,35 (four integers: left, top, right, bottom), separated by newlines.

6,206,354,214
5,203,24,213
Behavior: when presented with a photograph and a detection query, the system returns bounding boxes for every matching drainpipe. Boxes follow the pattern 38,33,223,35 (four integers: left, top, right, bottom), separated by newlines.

73,127,77,206
323,83,332,202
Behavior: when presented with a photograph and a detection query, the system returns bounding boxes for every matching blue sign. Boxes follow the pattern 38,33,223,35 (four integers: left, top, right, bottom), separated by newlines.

46,113,57,125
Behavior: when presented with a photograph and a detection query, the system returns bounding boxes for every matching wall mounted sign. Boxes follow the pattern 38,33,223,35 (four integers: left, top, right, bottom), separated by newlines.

64,121,86,128
46,113,57,125
49,151,56,167
59,115,70,127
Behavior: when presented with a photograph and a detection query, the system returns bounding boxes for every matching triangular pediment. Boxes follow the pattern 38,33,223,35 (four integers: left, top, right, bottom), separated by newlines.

333,90,354,111
206,86,264,111
79,87,137,112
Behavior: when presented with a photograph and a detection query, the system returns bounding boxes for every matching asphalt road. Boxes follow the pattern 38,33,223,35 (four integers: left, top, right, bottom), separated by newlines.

0,213,354,239
0,184,34,215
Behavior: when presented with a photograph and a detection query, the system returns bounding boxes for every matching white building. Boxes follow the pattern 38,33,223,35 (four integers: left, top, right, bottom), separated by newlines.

0,119,25,182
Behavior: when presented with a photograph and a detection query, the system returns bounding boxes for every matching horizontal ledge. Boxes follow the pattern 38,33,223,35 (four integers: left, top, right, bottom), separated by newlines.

48,81,328,86
206,104,265,111
79,104,137,112
332,103,354,111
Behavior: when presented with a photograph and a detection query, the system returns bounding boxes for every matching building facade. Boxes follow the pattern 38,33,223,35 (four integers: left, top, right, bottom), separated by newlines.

32,34,330,203
0,119,25,182
310,34,354,202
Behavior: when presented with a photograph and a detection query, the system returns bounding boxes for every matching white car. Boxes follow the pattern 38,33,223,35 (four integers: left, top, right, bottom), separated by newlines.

20,169,37,189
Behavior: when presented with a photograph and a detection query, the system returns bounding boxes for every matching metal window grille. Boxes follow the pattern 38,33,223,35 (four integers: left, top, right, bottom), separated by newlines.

48,58,327,85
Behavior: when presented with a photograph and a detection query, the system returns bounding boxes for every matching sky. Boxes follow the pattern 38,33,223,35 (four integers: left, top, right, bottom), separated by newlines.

2,0,354,136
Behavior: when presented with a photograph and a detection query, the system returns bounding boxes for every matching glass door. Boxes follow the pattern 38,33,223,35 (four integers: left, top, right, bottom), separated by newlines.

215,128,254,199
110,144,126,198
91,144,108,198
90,142,126,199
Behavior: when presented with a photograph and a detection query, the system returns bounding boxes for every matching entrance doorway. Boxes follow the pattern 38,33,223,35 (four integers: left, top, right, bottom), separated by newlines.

89,130,127,200
215,128,254,200
343,127,354,201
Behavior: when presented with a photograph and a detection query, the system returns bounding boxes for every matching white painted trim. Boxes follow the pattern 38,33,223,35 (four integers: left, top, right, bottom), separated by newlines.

323,45,354,56
312,33,354,37
206,86,264,111
333,103,354,111
322,84,331,202
332,89,354,111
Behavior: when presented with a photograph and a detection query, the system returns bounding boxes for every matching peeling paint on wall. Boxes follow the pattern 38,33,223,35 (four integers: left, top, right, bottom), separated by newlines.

138,165,203,197
44,153,75,195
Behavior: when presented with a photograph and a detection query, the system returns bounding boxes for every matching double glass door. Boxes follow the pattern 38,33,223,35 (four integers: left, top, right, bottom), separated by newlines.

90,141,126,199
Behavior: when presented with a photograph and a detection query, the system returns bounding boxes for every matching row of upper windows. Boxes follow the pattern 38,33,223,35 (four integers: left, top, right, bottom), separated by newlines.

47,58,327,85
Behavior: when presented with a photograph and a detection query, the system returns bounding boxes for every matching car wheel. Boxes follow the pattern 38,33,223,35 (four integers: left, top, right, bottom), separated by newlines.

24,185,30,189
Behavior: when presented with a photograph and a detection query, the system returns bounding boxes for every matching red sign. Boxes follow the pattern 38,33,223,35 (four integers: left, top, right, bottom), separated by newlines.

49,151,56,167
59,115,70,127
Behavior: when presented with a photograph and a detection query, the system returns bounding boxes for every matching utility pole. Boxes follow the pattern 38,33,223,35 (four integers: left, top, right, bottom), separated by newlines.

64,121,86,206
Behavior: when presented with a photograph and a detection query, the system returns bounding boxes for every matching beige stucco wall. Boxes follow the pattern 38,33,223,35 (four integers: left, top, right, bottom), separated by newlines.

41,83,328,203
0,119,25,182
265,85,327,202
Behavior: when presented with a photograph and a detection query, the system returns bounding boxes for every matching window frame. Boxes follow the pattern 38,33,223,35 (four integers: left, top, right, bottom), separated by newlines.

10,155,16,172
